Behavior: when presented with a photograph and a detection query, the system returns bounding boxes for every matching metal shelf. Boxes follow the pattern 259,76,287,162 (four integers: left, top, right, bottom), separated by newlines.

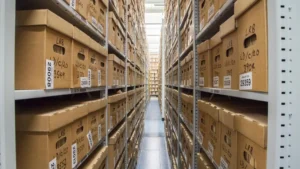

196,0,234,42
108,85,126,89
108,42,126,60
180,85,193,90
179,114,193,135
108,0,125,31
15,87,106,100
196,87,268,102
179,43,193,60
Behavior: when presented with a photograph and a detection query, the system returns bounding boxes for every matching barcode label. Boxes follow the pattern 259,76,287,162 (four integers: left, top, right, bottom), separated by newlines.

70,0,76,9
88,69,91,88
223,76,232,89
213,76,219,88
80,77,89,88
199,77,205,87
208,141,214,158
98,124,102,141
208,5,215,20
49,158,57,169
200,19,205,30
98,70,101,86
239,72,252,90
220,157,229,169
87,131,94,149
45,59,54,89
71,143,78,168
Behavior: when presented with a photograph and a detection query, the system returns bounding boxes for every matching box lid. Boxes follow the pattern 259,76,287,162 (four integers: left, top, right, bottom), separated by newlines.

89,38,108,57
108,92,127,103
16,9,73,37
219,108,238,130
234,0,261,19
86,98,107,113
209,31,222,49
108,54,120,63
220,16,237,38
235,108,268,148
16,103,87,132
82,146,108,169
127,89,135,96
73,26,90,47
197,40,210,53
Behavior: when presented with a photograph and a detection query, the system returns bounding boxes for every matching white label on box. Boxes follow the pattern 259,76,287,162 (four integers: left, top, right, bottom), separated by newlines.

87,130,94,149
98,124,102,141
199,132,204,145
208,5,215,20
45,59,54,89
80,77,89,88
71,143,78,168
213,76,219,88
208,141,214,158
200,19,205,30
239,72,253,90
49,158,57,169
70,0,76,9
223,76,232,89
220,157,229,169
199,77,205,87
98,70,101,86
88,69,92,88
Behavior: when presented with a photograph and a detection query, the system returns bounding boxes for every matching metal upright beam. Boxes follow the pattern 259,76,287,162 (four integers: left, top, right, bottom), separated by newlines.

0,0,16,169
125,0,129,167
161,18,166,120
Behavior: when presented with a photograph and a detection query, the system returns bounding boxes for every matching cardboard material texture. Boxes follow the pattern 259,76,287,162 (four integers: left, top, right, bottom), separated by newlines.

220,16,239,89
65,0,88,19
108,12,119,46
87,0,107,35
235,0,268,92
198,40,212,87
219,0,228,9
210,32,223,88
16,103,88,169
81,146,108,169
207,0,219,22
71,116,88,163
108,54,122,86
199,0,207,31
16,10,72,90
198,100,210,150
89,38,108,87
72,27,90,88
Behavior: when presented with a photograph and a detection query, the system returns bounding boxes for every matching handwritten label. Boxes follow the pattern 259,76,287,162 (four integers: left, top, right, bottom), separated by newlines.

98,70,101,86
208,5,215,20
87,131,94,149
45,60,54,89
71,143,77,168
199,77,204,87
80,77,89,88
223,76,232,89
213,76,219,88
220,157,229,169
208,141,214,158
49,158,57,169
239,72,252,90
88,69,91,87
70,0,76,9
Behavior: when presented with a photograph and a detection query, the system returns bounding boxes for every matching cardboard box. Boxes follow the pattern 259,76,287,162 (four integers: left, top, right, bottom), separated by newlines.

180,59,186,85
87,0,108,35
235,0,268,92
108,12,119,46
16,10,72,90
89,38,108,87
219,0,228,9
81,146,108,169
220,16,239,89
197,40,212,87
16,103,88,169
199,0,207,30
66,0,88,19
197,153,214,169
119,0,126,24
108,54,122,86
210,32,223,88
198,100,210,150
207,0,219,22
108,124,126,169
71,27,90,88
186,51,194,86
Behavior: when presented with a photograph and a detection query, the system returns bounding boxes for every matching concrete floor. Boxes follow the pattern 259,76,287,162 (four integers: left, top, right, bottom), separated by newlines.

137,97,171,169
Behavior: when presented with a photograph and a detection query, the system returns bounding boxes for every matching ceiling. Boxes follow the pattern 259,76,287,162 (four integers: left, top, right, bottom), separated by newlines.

145,0,164,54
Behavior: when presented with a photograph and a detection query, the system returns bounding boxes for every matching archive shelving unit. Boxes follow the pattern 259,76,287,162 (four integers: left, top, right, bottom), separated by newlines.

0,0,149,168
159,0,300,169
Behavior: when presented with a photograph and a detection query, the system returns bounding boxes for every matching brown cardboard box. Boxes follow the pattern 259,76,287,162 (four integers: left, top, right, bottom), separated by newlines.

187,13,194,46
87,0,108,35
108,54,122,86
197,40,212,87
16,10,72,90
108,124,126,169
116,27,125,53
66,0,88,19
81,146,108,169
207,0,219,22
108,12,119,46
197,153,214,169
180,59,186,85
72,27,90,88
199,0,207,31
16,103,87,169
198,100,210,150
71,116,88,163
89,38,108,87
219,0,228,9
237,133,267,169
210,32,223,88
220,16,239,89
235,0,268,92
119,0,126,24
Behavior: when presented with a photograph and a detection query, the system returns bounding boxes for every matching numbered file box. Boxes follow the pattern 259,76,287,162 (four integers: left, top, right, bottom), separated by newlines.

108,123,126,169
71,27,90,88
198,40,212,87
65,0,88,19
16,102,88,169
210,31,223,88
87,0,108,36
16,10,72,90
108,92,127,129
235,0,268,92
88,38,108,87
108,54,125,86
81,146,108,169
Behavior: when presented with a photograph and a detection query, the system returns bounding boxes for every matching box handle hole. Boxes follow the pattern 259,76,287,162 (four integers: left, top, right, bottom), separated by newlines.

77,53,86,61
226,47,234,57
244,34,257,48
243,151,257,168
56,137,67,149
76,126,84,134
53,44,65,55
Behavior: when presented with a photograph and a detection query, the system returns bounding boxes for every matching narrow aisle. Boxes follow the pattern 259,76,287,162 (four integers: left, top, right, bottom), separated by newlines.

137,97,171,169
